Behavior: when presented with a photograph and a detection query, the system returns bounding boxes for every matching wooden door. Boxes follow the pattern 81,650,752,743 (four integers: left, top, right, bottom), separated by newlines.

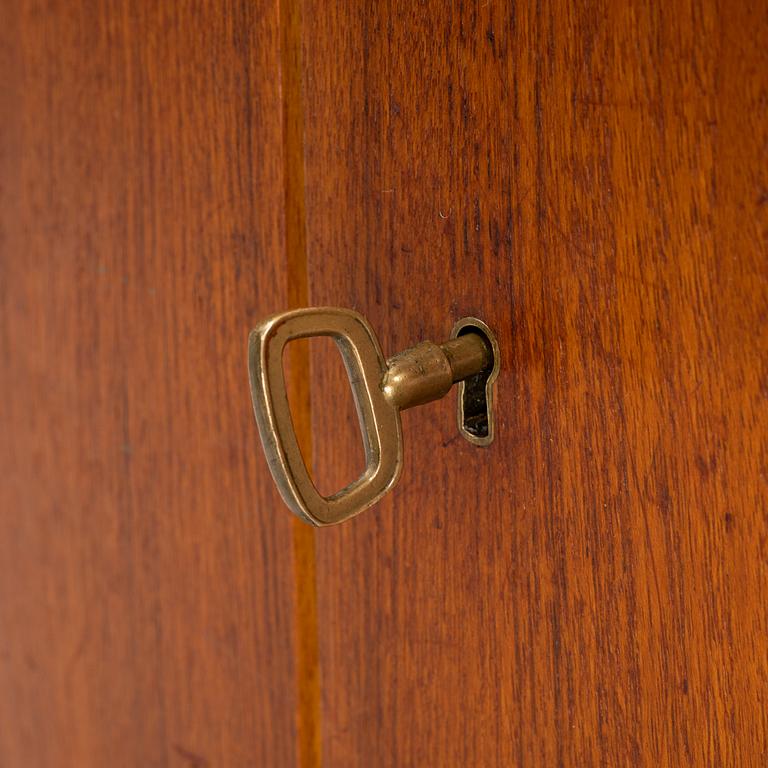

0,2,299,765
1,1,766,766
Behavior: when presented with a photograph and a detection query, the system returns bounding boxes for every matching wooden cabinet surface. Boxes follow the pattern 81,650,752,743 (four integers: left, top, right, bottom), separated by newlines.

1,1,766,766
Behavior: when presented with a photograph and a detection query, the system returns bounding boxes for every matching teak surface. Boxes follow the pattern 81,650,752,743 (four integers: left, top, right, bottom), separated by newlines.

1,1,767,767
299,1,768,766
0,1,302,765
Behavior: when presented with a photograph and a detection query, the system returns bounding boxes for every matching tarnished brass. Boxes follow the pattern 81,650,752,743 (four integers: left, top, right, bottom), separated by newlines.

248,307,497,526
381,335,490,410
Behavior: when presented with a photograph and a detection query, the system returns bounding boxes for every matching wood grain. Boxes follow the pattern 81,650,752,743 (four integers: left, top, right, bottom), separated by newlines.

280,0,322,762
0,1,301,765
299,0,768,765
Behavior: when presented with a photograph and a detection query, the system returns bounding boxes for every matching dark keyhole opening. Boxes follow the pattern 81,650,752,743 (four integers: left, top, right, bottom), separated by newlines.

455,323,497,443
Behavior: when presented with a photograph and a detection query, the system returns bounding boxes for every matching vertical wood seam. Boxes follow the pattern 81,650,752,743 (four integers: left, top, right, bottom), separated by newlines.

279,0,321,765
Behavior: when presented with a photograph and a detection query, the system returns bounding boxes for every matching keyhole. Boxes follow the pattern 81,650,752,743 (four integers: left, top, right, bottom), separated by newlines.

452,318,499,446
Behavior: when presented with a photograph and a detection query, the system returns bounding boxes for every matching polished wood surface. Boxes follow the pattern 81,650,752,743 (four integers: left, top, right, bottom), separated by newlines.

0,1,301,765
300,0,768,765
2,0,767,766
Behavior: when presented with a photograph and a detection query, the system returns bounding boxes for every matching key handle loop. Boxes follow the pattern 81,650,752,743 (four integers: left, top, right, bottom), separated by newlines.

248,307,403,526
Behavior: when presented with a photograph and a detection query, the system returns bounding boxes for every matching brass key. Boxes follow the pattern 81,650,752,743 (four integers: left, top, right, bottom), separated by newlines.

248,307,498,526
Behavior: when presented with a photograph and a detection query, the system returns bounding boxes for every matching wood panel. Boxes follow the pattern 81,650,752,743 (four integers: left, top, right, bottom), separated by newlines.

0,1,302,765
300,0,768,765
